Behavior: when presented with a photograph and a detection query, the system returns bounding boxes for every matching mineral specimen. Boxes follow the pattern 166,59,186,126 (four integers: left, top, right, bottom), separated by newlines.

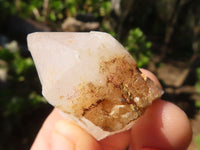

27,31,163,140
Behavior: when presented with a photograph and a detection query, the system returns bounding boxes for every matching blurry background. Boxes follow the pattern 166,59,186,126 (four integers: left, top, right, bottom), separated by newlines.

0,0,200,149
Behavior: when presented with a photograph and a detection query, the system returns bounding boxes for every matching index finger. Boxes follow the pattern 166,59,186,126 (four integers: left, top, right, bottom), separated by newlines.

129,70,192,150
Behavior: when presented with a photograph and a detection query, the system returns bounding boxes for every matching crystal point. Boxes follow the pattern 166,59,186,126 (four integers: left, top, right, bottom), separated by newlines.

27,31,162,140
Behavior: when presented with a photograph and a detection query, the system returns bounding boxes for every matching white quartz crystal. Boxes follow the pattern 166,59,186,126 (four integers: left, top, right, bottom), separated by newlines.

27,31,162,140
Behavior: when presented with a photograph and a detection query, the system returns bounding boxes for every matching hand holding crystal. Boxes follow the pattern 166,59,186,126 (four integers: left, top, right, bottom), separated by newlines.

27,32,192,149
31,69,192,150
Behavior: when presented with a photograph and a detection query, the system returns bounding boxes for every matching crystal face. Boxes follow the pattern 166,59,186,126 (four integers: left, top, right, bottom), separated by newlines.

27,31,162,140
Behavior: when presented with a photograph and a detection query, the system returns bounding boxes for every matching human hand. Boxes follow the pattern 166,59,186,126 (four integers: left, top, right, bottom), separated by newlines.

31,69,192,150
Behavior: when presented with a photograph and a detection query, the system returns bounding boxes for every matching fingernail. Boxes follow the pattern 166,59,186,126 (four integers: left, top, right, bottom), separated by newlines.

52,120,75,150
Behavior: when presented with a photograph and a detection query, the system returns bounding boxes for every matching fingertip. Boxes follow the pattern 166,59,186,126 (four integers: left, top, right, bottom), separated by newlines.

99,130,130,150
52,130,75,150
161,100,192,149
139,68,162,88
130,99,192,150
54,120,101,150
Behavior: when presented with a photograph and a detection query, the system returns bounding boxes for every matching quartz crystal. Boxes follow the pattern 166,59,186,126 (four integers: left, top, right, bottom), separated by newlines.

27,31,163,140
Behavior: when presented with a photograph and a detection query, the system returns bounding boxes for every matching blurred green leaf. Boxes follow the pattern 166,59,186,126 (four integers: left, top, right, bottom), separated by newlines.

29,92,46,105
49,11,57,21
125,28,152,68
0,48,14,61
195,134,200,149
196,67,200,94
197,68,200,80
195,101,200,108
51,0,64,11
0,45,45,117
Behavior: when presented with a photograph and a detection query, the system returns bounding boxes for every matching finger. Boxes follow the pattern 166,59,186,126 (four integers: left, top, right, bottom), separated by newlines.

31,109,63,150
139,68,162,88
52,119,101,150
31,109,101,150
130,99,192,150
130,69,192,150
99,130,130,150
51,130,75,150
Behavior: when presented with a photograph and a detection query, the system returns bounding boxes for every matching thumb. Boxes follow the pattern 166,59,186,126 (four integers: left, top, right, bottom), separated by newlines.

51,120,101,150
51,122,75,150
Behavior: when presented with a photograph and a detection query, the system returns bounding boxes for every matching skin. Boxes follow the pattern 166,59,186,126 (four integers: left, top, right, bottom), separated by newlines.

31,69,192,150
